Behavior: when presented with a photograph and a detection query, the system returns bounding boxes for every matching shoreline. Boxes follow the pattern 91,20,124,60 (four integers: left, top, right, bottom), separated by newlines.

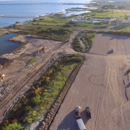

0,5,91,60
0,4,90,28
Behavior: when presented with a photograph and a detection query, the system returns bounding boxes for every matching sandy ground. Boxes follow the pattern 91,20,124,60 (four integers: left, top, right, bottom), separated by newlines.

50,34,130,130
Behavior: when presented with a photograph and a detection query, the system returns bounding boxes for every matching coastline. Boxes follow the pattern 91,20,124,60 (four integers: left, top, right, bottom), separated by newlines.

0,5,91,61
0,2,90,28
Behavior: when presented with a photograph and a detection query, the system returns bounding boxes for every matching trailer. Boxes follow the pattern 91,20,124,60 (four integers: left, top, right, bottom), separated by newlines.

76,118,86,130
75,106,86,130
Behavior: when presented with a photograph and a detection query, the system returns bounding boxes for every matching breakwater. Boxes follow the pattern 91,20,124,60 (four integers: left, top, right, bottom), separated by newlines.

0,15,35,18
0,2,88,5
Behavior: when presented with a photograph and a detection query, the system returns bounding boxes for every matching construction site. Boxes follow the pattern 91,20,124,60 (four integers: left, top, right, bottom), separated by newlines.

0,32,130,130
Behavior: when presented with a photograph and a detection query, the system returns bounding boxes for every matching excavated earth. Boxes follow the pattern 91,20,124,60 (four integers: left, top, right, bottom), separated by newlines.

50,33,130,130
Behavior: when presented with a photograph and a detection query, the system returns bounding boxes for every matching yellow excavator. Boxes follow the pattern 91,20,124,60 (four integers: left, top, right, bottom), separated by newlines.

38,46,47,53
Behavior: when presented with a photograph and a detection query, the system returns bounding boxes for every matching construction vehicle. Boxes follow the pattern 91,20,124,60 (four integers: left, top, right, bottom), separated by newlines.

38,46,47,53
0,74,5,82
75,106,86,130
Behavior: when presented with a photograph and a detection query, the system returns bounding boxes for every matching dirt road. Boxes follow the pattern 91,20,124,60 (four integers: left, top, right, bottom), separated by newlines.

50,34,130,130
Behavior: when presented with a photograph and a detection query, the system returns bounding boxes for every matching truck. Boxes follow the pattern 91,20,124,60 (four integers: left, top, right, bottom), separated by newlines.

75,106,86,130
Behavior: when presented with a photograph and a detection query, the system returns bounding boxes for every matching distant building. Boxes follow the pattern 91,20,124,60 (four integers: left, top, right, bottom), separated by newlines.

86,20,92,23
92,20,100,24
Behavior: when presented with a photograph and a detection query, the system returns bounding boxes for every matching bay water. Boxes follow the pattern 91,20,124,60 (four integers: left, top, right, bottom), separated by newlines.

0,0,91,27
0,0,91,56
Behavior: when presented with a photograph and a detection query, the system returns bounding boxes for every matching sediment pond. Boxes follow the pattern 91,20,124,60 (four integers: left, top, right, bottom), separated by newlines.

0,33,21,56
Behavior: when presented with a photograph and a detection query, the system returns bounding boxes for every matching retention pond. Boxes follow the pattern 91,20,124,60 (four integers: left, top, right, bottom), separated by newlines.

0,33,21,56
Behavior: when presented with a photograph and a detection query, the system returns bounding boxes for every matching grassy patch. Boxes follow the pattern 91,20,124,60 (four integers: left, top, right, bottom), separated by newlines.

86,10,130,18
28,58,37,65
81,32,96,52
26,14,70,26
10,26,72,41
64,21,108,29
114,26,130,32
72,32,96,53
72,33,84,52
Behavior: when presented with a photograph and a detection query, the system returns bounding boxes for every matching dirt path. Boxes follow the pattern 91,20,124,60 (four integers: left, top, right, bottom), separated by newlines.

50,34,130,130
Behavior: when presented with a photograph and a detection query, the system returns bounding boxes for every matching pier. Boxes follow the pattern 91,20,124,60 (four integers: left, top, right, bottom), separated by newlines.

0,15,35,18
0,2,88,5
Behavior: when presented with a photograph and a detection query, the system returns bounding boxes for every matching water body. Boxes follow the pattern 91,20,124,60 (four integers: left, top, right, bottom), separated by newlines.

0,0,91,56
0,33,21,56
0,0,91,27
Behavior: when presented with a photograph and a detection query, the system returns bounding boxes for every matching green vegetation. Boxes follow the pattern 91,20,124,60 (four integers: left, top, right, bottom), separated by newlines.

64,21,108,29
114,26,130,32
24,13,108,29
72,34,84,52
81,32,95,52
9,26,72,41
86,10,130,18
26,14,70,26
0,55,84,130
4,122,23,130
72,32,95,53
28,58,37,65
98,30,130,36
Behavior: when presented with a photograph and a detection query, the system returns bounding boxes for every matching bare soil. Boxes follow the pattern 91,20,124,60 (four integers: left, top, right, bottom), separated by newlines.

49,34,130,130
0,31,79,123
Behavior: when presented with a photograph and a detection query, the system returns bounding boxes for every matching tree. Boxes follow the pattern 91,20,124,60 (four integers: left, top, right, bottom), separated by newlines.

25,106,32,113
31,94,41,105
5,122,23,130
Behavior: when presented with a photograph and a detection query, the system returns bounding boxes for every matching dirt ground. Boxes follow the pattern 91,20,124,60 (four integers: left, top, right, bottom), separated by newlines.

49,34,130,130
0,36,62,121
0,31,78,123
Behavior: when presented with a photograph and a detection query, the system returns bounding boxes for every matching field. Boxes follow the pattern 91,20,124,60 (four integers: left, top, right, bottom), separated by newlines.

24,14,108,29
50,34,130,130
25,14,70,26
114,26,130,32
87,10,130,18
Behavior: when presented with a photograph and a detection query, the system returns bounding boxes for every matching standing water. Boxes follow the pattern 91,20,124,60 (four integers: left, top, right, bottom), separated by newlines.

0,33,21,56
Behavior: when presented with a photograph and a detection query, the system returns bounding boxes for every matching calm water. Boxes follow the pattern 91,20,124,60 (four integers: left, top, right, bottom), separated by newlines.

0,0,91,27
0,33,21,56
